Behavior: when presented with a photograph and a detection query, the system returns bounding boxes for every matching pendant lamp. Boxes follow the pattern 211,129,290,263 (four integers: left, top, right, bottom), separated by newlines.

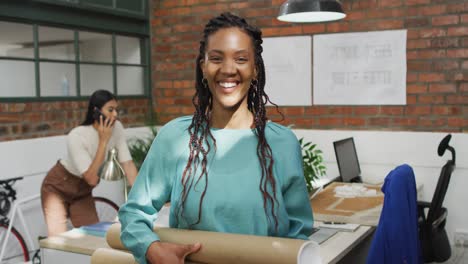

278,0,346,23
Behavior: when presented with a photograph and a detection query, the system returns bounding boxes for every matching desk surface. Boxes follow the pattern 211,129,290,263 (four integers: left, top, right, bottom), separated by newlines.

40,224,372,264
311,182,384,226
311,181,424,226
40,229,110,255
320,225,373,263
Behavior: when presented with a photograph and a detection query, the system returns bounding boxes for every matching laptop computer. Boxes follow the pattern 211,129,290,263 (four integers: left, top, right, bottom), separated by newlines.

333,137,363,183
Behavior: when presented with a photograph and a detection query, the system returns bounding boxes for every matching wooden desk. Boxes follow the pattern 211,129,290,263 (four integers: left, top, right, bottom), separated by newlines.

311,181,424,227
311,182,384,226
40,229,110,264
40,226,373,264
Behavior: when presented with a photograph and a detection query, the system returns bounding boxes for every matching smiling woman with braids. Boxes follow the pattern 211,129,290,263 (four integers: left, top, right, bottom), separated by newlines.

118,12,314,264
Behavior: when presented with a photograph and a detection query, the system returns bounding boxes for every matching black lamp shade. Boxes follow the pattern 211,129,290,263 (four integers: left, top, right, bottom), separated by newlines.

278,0,346,23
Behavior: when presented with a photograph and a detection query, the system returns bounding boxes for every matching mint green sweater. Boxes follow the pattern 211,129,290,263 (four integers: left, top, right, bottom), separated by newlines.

119,116,313,264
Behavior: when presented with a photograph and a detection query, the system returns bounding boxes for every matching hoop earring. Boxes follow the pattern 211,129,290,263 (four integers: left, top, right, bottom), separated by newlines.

202,78,209,89
251,79,258,90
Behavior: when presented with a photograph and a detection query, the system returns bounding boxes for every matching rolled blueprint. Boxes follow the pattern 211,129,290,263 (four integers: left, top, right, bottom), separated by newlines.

91,247,201,264
91,248,136,264
106,223,322,264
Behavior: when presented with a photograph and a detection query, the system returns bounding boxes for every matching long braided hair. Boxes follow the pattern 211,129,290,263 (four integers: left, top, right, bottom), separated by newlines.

174,12,282,232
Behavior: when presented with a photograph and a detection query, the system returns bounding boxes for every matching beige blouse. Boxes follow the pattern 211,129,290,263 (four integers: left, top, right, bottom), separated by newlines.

60,121,132,177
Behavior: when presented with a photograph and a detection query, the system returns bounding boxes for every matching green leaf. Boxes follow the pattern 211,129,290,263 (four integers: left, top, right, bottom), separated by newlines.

128,125,158,170
297,137,327,193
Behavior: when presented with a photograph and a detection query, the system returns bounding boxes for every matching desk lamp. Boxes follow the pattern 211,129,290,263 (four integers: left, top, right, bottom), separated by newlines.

98,148,128,201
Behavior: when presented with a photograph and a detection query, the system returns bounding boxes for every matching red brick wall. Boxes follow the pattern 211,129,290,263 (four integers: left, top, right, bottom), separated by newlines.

0,99,149,141
150,0,467,133
2,0,466,141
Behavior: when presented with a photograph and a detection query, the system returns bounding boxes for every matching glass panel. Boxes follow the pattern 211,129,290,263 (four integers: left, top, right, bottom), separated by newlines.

32,0,79,4
117,66,144,95
0,21,34,58
116,0,143,13
79,31,112,63
39,26,75,60
40,62,77,96
80,64,113,96
81,0,113,8
0,60,35,97
116,36,141,64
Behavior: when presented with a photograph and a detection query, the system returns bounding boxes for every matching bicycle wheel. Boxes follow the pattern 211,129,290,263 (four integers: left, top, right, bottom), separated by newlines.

93,197,119,222
0,223,29,263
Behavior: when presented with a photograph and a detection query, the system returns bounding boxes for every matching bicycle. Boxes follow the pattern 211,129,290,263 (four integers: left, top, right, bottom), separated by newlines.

93,196,119,222
0,176,40,264
0,176,120,263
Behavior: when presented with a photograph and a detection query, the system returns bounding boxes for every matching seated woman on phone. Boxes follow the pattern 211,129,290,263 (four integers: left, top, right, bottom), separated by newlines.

40,89,138,236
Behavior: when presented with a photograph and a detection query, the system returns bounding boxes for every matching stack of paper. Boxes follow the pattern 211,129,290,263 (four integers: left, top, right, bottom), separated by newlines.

309,228,338,244
317,222,360,232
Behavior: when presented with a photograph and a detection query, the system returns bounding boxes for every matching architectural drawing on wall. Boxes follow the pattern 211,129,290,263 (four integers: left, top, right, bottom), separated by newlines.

313,30,407,105
263,36,312,106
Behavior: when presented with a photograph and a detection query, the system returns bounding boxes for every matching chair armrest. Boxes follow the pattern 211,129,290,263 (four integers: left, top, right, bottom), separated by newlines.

417,201,431,208
417,201,431,224
432,209,447,229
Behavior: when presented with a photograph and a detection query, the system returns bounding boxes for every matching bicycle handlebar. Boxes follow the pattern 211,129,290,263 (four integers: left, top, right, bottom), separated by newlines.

0,177,23,186
0,177,23,217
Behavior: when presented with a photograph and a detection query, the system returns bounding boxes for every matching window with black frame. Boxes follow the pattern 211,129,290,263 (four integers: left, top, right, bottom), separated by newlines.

0,21,36,98
0,20,148,100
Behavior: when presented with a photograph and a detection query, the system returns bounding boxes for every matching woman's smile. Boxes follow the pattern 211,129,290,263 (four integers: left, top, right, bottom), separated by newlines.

217,80,241,94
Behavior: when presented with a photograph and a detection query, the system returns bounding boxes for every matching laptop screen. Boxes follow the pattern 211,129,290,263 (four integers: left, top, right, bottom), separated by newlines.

333,137,361,183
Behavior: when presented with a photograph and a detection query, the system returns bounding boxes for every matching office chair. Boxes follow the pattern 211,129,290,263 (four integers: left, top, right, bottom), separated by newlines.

367,164,421,264
418,134,456,263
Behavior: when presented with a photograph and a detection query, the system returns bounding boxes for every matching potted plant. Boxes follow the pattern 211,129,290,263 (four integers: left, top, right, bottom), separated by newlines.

299,138,327,194
128,126,158,170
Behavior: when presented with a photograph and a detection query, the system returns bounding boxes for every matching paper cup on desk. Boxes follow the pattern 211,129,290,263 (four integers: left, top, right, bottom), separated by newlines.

107,223,322,264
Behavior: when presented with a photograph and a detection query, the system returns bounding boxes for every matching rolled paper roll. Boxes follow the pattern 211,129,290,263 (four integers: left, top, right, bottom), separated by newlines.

107,223,322,264
91,248,136,264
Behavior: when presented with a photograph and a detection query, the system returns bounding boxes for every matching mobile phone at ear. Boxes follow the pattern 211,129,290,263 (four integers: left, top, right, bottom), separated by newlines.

93,108,106,121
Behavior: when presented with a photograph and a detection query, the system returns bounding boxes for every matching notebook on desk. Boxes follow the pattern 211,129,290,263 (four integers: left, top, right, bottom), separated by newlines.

77,221,115,237
309,227,338,244
317,222,360,232
333,137,382,185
